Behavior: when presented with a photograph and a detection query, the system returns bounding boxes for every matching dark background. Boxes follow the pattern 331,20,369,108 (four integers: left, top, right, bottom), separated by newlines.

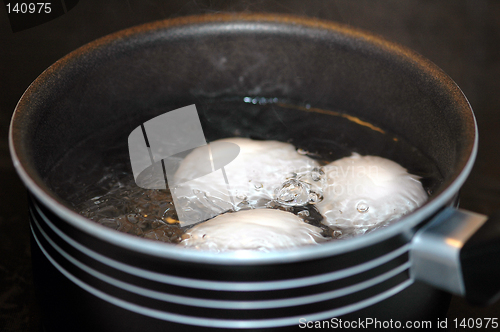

1,1,499,331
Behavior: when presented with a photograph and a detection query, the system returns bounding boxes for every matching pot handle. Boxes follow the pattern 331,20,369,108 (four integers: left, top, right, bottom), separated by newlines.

410,207,500,305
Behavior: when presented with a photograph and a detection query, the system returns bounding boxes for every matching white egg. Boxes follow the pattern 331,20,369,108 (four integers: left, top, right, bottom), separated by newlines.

172,138,319,225
178,209,327,252
316,153,427,234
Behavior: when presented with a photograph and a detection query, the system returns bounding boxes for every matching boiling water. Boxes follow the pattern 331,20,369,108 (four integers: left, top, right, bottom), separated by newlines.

45,97,443,245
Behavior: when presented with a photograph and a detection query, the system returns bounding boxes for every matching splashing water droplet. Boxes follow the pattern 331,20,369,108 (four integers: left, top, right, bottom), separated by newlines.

357,202,369,213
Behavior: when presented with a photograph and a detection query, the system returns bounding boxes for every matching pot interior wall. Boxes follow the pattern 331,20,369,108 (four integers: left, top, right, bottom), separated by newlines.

12,17,475,208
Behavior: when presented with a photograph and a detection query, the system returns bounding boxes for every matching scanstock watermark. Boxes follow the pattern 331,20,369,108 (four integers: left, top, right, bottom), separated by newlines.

298,317,441,329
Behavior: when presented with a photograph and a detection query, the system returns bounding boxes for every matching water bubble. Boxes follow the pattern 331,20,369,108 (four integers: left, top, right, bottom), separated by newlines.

357,202,369,213
311,167,323,181
297,148,308,155
308,191,323,204
297,210,310,218
236,194,247,200
254,183,263,190
126,214,138,224
275,179,311,206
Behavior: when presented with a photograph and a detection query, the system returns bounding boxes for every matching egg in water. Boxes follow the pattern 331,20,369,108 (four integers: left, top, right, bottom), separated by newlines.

316,153,428,236
178,209,327,252
172,137,319,225
174,139,428,250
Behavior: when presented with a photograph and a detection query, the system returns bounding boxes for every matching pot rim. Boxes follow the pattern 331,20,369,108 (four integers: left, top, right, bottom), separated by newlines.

9,13,478,265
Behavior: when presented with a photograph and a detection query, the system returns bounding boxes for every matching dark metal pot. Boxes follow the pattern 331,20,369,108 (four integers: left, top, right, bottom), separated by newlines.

9,13,500,331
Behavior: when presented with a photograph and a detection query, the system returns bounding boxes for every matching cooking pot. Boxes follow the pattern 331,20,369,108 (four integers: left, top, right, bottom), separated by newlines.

9,13,500,331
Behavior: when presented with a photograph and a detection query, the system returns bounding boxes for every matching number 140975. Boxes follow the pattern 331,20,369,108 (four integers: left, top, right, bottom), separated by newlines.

6,2,51,14
453,318,498,329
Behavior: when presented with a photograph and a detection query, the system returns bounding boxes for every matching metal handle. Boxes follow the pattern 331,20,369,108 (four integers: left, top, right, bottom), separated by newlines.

410,207,500,305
